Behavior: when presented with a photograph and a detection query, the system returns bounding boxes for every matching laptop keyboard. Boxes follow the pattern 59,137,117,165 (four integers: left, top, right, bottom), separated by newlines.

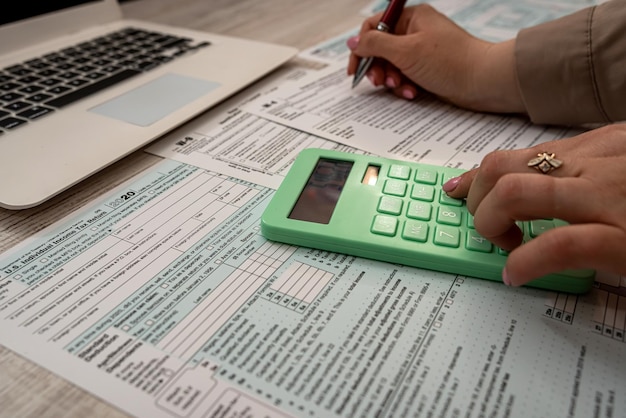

0,27,210,134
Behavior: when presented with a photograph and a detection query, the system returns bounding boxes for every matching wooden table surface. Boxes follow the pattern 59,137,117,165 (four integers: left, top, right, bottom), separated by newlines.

0,1,368,416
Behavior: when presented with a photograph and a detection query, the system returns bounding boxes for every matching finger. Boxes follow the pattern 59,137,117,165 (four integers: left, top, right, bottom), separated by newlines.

382,62,403,89
390,83,419,100
473,175,602,250
347,52,359,75
465,149,522,214
462,129,622,212
351,30,412,72
504,223,626,287
466,148,572,214
347,15,384,74
388,79,418,100
366,60,387,86
442,168,478,198
385,64,420,99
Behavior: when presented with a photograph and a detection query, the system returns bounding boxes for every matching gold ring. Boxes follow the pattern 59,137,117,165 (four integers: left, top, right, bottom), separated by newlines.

527,152,563,174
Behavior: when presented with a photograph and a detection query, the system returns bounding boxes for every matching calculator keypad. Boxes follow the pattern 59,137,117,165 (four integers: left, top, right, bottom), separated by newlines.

370,163,538,254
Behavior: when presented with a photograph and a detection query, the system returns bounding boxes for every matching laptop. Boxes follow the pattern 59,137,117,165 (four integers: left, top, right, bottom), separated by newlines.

0,1,297,210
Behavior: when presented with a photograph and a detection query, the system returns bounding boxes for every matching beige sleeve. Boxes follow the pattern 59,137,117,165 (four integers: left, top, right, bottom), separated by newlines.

515,0,626,126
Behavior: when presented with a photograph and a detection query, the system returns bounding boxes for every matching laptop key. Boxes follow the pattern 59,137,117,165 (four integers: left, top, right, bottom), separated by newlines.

5,101,31,112
47,86,72,95
0,116,27,130
0,92,23,102
40,78,63,87
17,106,54,120
19,85,44,94
27,93,53,102
0,82,20,92
67,79,89,88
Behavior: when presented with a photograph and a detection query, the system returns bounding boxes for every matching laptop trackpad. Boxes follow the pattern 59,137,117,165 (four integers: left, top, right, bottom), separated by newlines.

90,73,220,126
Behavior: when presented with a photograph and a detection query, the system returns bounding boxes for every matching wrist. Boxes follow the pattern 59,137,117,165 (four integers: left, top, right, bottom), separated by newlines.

469,39,526,114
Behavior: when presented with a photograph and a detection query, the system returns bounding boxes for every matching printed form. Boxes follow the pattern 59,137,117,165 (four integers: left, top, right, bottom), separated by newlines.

1,158,624,418
245,0,597,170
242,60,582,171
146,60,364,192
1,1,624,417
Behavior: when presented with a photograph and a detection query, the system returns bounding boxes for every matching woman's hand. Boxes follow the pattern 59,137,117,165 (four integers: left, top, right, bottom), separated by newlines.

347,4,525,114
442,124,626,286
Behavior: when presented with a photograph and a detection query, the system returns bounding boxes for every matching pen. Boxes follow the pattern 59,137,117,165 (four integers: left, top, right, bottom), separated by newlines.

352,0,408,88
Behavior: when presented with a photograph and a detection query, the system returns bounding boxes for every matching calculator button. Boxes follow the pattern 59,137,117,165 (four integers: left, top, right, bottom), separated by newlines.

434,226,460,247
467,214,475,229
388,164,411,180
402,220,429,242
530,219,555,237
378,196,403,215
466,230,493,252
440,172,456,185
414,168,438,184
407,201,432,220
383,179,407,196
439,191,463,207
371,215,398,236
410,184,435,201
437,206,462,226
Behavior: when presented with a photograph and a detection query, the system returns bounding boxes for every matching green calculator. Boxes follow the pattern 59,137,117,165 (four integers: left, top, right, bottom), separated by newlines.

261,148,595,294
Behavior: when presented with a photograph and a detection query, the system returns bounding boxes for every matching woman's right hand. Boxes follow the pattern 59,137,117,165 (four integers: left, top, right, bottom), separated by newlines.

346,4,526,115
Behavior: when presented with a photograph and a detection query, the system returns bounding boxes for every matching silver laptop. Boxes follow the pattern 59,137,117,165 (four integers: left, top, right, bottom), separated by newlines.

0,0,297,210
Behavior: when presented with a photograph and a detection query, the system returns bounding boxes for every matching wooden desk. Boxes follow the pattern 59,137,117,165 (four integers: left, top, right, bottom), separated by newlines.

0,1,367,416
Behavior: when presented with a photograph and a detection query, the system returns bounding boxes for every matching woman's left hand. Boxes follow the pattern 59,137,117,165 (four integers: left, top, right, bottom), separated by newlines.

442,124,626,286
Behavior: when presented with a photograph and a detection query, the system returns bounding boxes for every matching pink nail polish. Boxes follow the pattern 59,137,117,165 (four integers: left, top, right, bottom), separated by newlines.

386,77,397,88
502,268,511,286
442,176,461,193
402,88,415,100
347,36,359,50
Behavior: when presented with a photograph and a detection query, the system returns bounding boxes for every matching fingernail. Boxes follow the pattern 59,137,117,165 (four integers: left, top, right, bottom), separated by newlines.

347,35,359,50
385,77,397,88
442,176,461,193
402,88,415,100
502,268,511,286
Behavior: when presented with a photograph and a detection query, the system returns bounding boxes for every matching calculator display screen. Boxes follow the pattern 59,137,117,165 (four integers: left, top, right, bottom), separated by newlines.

288,158,353,224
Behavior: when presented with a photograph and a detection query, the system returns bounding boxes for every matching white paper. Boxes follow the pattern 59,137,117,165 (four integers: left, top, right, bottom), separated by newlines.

243,62,581,170
1,159,625,418
2,1,623,417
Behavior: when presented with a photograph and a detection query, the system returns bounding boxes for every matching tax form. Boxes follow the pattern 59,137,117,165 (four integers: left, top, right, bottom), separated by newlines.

1,158,624,418
244,0,596,170
146,60,364,191
2,0,624,417
243,60,582,171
